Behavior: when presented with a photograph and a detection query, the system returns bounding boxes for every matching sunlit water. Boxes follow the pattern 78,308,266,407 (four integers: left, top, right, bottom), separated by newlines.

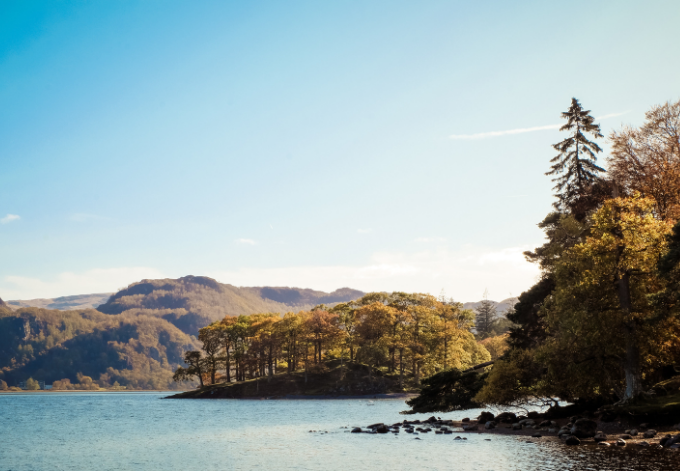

1,392,678,471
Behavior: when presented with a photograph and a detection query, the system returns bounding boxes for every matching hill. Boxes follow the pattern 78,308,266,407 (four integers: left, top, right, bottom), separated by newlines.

7,293,112,310
463,297,519,317
96,275,364,334
0,305,199,389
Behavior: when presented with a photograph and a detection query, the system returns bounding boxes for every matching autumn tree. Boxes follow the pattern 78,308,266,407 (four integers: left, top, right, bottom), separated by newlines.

173,351,207,387
609,99,680,221
546,98,605,216
25,377,40,390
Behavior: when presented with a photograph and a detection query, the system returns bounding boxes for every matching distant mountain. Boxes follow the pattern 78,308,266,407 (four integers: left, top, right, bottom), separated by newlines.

96,276,365,335
7,293,113,310
463,297,519,317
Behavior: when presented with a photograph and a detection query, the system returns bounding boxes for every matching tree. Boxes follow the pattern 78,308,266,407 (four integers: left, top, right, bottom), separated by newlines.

198,325,223,385
25,377,40,390
541,195,672,402
0,379,8,390
609,99,680,221
546,98,605,216
474,291,496,339
173,351,206,387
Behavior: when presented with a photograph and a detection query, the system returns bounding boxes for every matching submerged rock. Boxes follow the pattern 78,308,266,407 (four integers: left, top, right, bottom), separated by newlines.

570,419,598,438
566,436,581,446
616,439,626,446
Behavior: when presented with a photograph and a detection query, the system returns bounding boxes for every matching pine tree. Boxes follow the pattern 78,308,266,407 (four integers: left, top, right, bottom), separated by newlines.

475,290,496,339
546,98,605,213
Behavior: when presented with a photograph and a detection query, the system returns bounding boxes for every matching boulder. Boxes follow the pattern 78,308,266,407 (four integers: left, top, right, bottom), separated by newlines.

565,436,581,446
548,428,558,433
636,441,650,447
570,419,598,438
598,441,610,446
367,423,384,429
616,438,626,446
461,417,470,423
351,428,362,433
512,423,522,431
532,433,542,438
426,416,438,423
375,425,390,434
495,412,517,423
539,420,551,428
643,429,657,438
518,419,535,426
485,421,496,430
462,423,478,431
630,429,638,436
594,432,608,442
454,436,462,440
620,434,632,440
478,411,495,423
527,411,541,419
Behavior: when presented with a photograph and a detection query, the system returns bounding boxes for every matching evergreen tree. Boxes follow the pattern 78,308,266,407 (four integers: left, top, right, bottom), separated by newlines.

475,291,497,339
546,98,605,214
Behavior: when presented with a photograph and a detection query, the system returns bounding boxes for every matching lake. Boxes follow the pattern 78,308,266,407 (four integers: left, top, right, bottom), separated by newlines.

0,392,678,471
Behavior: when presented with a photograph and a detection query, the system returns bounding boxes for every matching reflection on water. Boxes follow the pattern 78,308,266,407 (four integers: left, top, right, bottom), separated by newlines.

0,392,678,471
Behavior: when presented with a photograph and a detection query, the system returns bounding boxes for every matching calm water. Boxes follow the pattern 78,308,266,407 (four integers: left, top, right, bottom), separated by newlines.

0,392,678,471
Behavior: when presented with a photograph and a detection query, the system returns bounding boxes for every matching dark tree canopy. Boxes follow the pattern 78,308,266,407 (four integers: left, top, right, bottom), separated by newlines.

546,98,605,214
404,369,488,413
507,275,555,350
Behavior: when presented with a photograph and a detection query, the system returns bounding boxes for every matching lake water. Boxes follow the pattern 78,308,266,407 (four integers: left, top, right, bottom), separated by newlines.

1,392,678,471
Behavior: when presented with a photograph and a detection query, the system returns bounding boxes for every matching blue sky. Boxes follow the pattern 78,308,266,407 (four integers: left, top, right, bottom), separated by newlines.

1,0,679,301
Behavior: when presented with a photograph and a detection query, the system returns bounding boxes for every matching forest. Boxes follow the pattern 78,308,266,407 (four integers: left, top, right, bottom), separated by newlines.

172,291,502,389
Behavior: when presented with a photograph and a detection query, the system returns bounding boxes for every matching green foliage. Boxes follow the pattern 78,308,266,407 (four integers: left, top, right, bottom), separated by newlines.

405,369,488,413
25,377,40,390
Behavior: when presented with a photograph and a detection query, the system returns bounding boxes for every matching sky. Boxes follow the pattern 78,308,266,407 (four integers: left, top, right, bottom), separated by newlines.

1,0,679,302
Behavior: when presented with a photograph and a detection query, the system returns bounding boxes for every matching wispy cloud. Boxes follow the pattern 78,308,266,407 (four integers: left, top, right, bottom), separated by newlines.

449,110,631,140
357,228,372,234
235,238,257,245
1,214,20,224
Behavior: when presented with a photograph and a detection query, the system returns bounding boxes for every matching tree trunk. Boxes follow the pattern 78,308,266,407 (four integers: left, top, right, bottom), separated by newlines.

226,346,231,383
616,267,643,401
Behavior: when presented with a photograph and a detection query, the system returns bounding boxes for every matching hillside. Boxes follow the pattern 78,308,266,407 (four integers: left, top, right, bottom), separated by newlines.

463,297,519,317
0,305,199,389
96,276,364,335
7,293,112,310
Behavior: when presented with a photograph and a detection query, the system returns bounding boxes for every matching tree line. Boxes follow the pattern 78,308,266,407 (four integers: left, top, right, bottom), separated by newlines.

173,292,491,387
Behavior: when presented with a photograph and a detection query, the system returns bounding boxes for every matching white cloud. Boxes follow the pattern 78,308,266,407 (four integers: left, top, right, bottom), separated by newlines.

415,237,446,242
449,111,631,140
1,267,165,300
235,238,257,245
1,214,20,224
357,228,372,234
207,244,541,302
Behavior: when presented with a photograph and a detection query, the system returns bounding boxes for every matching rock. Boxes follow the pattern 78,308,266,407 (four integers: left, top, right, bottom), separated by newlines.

616,439,626,446
518,419,535,426
548,428,558,433
643,429,657,438
461,418,470,423
462,423,478,431
426,416,438,423
351,427,362,433
454,436,462,440
565,436,581,446
660,436,671,447
367,423,384,429
630,429,638,436
639,423,648,430
375,424,389,433
532,433,542,438
636,441,650,447
570,419,598,438
594,432,608,442
598,441,610,446
512,423,522,431
620,434,632,440
444,430,453,434
539,420,551,427
478,411,495,423
527,411,540,419
405,429,413,434
485,421,496,430
671,444,680,450
495,412,517,423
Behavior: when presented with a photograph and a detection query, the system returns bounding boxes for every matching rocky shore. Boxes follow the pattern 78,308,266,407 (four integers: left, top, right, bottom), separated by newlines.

349,411,680,451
